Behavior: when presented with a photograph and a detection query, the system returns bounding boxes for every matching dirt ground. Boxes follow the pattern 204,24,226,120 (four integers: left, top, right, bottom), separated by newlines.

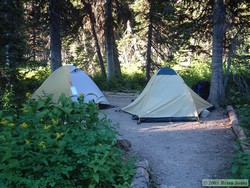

103,93,236,188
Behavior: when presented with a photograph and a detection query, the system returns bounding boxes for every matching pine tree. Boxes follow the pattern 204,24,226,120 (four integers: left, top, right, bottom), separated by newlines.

0,0,26,95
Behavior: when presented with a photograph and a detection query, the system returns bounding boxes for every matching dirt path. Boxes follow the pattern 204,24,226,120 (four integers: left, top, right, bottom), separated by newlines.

103,93,236,188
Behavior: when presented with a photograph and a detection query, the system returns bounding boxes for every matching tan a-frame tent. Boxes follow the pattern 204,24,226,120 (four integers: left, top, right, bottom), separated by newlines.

122,67,213,123
31,65,109,106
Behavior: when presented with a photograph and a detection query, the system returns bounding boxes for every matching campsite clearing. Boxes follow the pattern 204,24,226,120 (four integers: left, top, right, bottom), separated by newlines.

104,93,236,188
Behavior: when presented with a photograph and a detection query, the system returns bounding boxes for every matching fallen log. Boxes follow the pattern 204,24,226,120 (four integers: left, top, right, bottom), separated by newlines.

227,105,249,152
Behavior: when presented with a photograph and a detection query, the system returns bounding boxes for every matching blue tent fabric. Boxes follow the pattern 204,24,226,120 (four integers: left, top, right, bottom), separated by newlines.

157,67,177,75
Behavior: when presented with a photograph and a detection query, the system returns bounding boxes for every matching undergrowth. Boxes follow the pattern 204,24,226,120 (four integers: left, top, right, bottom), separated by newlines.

0,94,135,188
231,104,250,181
225,91,250,181
229,150,250,180
93,72,147,93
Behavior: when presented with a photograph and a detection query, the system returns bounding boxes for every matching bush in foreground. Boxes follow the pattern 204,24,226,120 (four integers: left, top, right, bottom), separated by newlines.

230,151,250,180
0,94,135,188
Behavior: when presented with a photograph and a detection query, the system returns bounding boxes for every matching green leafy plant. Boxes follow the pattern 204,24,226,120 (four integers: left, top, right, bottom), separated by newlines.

93,72,146,93
236,104,250,130
229,104,250,182
230,151,250,180
0,94,135,187
0,85,17,114
177,61,211,87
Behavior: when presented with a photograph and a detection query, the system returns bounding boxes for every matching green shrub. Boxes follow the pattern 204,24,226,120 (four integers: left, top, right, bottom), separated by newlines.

228,100,250,181
93,73,146,92
0,94,135,188
177,61,211,87
91,73,108,91
237,104,250,130
223,89,250,130
0,85,17,114
230,151,250,180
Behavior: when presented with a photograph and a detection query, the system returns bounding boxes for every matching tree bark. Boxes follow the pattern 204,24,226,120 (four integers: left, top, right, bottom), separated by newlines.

223,28,241,93
49,0,62,72
2,0,23,87
146,1,153,81
83,1,106,78
208,0,225,107
31,0,36,62
105,0,121,78
4,0,11,67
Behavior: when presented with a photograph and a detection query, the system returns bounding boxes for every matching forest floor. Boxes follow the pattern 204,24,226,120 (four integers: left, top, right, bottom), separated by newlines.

103,92,236,188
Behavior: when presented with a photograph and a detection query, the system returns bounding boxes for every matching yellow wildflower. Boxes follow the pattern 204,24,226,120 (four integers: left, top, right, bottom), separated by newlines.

25,92,32,98
39,141,46,148
44,125,51,130
25,139,30,145
0,118,7,125
40,118,44,122
8,123,15,127
22,107,29,113
20,122,28,128
56,132,63,139
52,119,58,125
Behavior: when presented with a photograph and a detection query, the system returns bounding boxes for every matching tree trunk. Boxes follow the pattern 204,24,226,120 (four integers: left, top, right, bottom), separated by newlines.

4,0,11,67
146,1,153,81
208,0,225,107
49,0,62,72
2,0,23,87
84,1,106,78
105,0,121,78
223,28,241,93
31,0,36,62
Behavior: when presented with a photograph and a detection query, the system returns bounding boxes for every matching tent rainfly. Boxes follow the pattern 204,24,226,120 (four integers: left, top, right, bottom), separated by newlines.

122,67,213,123
31,65,109,106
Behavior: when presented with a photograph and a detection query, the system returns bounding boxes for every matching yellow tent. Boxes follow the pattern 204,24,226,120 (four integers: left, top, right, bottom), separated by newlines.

31,65,109,105
122,67,213,123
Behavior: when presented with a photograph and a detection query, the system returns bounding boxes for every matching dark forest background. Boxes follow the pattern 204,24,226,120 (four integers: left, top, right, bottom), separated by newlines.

0,0,249,106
